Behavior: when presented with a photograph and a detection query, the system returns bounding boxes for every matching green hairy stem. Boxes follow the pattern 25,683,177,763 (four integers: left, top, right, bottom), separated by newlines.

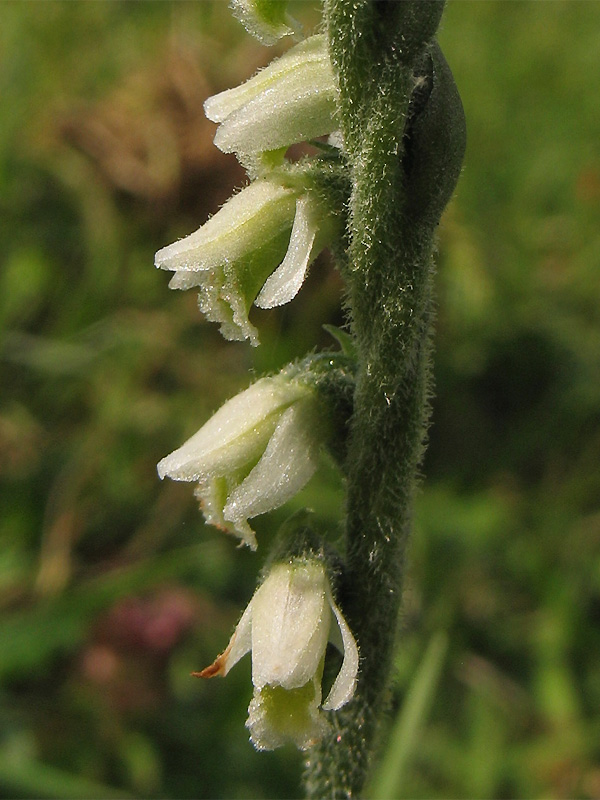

303,1,466,796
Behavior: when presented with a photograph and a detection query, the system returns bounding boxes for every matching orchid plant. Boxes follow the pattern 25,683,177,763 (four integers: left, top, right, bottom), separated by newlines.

156,0,465,796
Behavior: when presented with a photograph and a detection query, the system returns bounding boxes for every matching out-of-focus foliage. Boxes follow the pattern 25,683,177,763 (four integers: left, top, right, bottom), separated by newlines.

0,2,598,797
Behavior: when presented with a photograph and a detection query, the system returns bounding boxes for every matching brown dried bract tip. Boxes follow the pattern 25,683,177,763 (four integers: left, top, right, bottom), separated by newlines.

191,648,230,679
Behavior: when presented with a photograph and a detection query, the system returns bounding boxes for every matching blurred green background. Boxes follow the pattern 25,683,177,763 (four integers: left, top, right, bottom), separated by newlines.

1,1,599,797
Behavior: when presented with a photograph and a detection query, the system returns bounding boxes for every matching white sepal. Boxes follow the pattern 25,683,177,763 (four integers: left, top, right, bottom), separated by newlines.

250,563,331,691
204,35,328,123
223,402,320,527
155,179,295,275
322,585,360,711
157,376,304,482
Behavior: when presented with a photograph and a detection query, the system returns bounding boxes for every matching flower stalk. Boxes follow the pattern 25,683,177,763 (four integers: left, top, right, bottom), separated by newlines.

303,2,466,796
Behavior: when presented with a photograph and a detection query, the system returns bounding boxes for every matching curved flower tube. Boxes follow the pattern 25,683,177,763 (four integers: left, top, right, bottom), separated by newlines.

197,559,359,751
155,178,335,344
157,371,325,549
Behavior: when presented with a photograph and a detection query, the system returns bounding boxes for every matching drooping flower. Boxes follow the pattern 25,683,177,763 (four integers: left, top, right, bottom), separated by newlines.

157,370,325,549
197,558,359,751
204,34,336,159
155,177,336,344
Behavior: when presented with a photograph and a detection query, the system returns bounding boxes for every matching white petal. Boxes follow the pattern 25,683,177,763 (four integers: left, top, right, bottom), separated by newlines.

214,60,336,156
154,180,295,273
204,35,328,123
250,563,330,691
255,195,318,309
322,588,359,711
223,401,320,524
157,377,308,482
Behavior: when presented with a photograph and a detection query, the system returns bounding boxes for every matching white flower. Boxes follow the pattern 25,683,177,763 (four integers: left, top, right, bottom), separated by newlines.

156,179,292,344
157,372,324,549
197,559,359,751
204,34,336,158
155,178,335,345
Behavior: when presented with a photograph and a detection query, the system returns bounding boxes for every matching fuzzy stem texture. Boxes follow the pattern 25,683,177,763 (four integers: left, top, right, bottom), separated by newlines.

303,1,465,797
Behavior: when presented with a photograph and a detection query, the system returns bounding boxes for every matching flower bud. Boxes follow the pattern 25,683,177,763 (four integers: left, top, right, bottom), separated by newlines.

204,35,336,158
157,369,325,549
197,558,359,751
